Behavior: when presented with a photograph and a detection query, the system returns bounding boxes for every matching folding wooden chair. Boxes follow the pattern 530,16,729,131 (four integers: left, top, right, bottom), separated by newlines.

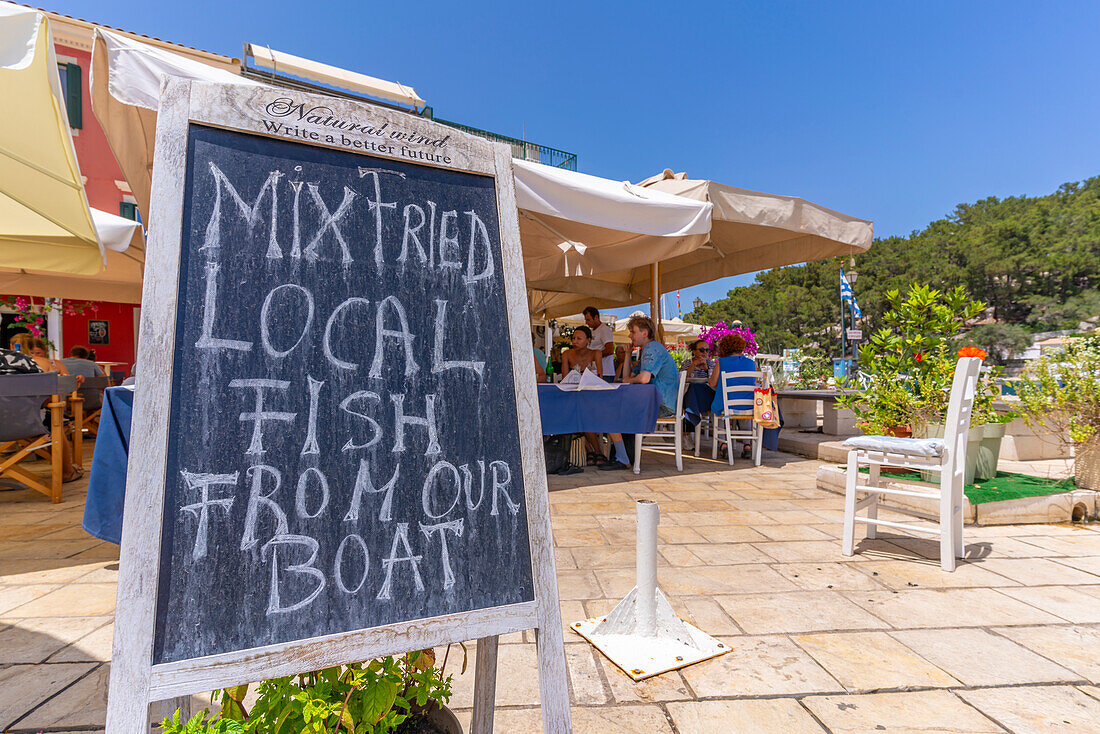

69,375,109,465
0,372,65,502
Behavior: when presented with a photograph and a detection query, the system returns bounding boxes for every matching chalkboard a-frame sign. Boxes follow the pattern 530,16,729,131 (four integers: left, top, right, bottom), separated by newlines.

105,79,570,733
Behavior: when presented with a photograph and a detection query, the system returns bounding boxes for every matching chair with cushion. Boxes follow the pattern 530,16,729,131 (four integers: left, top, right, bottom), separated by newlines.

841,357,983,572
0,372,65,502
633,370,688,474
711,370,764,466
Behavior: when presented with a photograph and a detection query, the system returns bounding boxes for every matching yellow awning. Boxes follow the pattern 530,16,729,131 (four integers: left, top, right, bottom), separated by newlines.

0,3,102,275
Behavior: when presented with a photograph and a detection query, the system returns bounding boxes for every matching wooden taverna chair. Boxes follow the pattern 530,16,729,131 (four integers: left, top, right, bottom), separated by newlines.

0,372,66,502
841,357,983,571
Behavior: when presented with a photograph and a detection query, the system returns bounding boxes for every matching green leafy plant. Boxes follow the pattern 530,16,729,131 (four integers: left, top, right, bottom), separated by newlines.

839,284,991,434
1014,333,1100,489
158,647,462,734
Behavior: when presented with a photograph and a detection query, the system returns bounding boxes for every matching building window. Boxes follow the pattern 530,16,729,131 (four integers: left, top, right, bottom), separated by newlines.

119,201,140,221
57,62,82,129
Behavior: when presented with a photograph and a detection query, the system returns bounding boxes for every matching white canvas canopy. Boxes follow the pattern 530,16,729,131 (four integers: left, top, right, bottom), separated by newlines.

86,31,716,309
637,169,874,290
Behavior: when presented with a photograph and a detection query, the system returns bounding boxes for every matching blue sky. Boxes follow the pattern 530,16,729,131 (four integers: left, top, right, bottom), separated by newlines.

52,0,1100,318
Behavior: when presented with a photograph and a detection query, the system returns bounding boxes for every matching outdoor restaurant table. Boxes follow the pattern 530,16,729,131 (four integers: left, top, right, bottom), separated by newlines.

775,388,855,435
83,385,133,544
537,383,661,435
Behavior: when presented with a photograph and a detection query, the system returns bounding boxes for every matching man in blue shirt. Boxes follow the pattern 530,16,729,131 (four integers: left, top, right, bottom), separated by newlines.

601,314,678,471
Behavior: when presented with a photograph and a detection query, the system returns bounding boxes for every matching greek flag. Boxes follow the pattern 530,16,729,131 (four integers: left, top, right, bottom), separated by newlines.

840,270,862,319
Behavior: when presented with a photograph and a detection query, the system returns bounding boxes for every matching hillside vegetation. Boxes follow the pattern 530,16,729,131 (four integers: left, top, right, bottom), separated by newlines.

688,176,1100,355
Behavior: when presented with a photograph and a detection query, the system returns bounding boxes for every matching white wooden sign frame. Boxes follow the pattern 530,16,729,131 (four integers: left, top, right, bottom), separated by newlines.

105,78,570,733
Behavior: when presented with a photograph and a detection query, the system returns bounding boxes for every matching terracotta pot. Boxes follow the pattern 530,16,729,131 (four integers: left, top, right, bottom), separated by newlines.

880,425,912,473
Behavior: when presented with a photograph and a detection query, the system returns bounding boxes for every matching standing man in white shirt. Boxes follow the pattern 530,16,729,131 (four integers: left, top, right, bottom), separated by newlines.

583,306,615,383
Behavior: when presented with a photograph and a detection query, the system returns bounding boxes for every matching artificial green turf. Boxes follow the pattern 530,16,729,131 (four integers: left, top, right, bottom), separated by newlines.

856,468,1075,505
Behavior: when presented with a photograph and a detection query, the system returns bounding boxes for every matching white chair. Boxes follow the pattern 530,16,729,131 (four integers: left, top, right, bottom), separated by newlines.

633,371,688,474
711,370,764,466
841,357,983,572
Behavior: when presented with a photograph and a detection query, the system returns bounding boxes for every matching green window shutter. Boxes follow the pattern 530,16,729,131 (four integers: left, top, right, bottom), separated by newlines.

64,62,82,129
119,202,139,220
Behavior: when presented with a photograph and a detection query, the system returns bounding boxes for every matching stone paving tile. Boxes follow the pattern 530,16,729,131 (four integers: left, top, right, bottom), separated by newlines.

667,698,827,734
0,539,102,561
804,689,1005,733
490,703,675,733
994,585,1100,623
595,656,694,703
890,628,1081,686
774,562,886,591
973,557,1100,586
693,524,771,543
853,559,1020,590
0,616,109,663
554,570,603,601
715,591,890,634
995,625,1100,683
680,635,842,697
844,587,1064,629
754,524,834,541
792,631,960,691
564,644,610,705
0,662,96,730
1011,532,1100,556
0,559,100,585
679,542,775,564
957,685,1100,734
13,662,108,730
677,596,743,635
3,582,118,618
48,621,114,662
1051,555,1100,576
0,583,60,615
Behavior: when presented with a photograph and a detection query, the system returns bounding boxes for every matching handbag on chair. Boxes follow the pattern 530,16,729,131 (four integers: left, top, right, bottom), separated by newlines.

753,387,781,429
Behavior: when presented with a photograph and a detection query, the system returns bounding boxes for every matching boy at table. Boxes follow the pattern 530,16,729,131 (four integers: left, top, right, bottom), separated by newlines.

600,315,678,471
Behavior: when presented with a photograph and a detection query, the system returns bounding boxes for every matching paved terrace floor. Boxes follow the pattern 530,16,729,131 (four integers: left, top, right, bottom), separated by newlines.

2,446,1100,733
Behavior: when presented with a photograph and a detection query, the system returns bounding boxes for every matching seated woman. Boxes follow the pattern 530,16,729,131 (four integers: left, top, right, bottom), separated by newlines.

561,326,602,377
10,335,73,379
708,333,756,459
3,338,82,482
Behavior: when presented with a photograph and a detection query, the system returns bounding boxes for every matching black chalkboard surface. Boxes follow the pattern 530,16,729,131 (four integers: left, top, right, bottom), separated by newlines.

152,125,533,665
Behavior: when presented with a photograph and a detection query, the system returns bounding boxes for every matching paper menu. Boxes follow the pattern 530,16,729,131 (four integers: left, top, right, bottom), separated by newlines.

556,368,618,391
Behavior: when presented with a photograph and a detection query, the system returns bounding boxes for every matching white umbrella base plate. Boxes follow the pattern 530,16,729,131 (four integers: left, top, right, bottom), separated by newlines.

571,616,728,681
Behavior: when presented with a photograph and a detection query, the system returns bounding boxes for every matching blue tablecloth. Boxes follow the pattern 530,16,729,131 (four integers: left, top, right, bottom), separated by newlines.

83,386,133,544
537,383,660,435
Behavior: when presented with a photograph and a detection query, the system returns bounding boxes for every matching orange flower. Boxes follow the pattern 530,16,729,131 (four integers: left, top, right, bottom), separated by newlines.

957,347,987,360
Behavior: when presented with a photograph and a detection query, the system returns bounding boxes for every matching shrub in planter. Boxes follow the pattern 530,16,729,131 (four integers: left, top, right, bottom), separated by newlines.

1015,333,1100,489
158,647,463,734
839,285,985,435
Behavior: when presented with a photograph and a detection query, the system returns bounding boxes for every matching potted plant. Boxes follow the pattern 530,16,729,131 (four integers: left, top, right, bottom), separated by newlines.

840,284,984,440
158,647,464,734
1014,333,1100,489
